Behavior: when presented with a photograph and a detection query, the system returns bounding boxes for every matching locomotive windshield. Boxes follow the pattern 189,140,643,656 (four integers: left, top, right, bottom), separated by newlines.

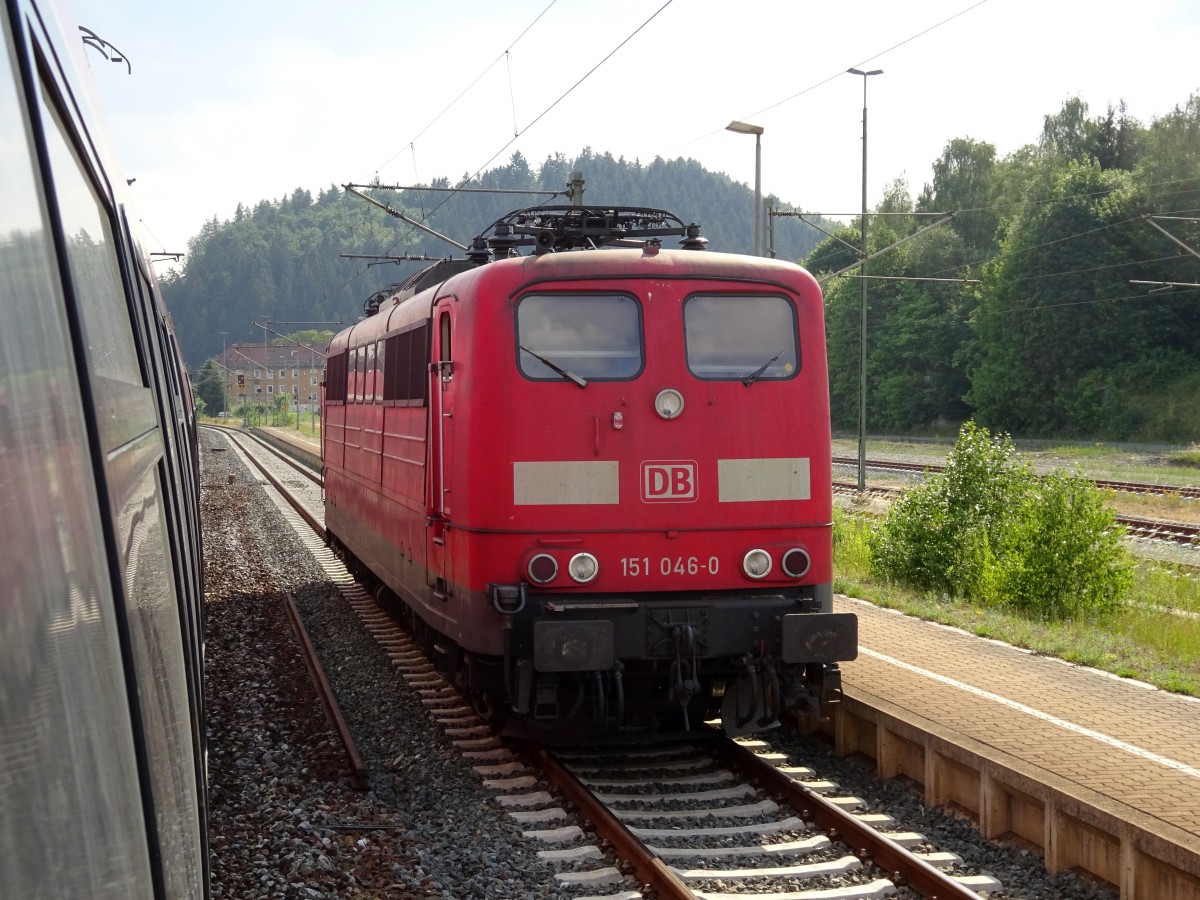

684,294,799,381
516,294,643,381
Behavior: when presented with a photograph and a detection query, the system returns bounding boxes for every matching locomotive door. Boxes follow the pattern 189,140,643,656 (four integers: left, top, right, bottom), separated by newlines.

427,302,455,597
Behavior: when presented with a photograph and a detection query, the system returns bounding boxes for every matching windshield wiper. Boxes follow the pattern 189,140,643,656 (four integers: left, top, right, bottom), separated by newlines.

742,345,793,387
520,345,588,388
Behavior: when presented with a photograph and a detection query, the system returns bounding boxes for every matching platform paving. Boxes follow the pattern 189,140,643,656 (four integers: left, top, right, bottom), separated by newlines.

836,594,1200,843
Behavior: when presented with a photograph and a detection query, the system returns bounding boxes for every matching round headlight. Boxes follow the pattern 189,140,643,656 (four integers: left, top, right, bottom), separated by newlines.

568,552,599,584
742,548,772,580
654,388,685,420
781,547,812,578
527,553,558,584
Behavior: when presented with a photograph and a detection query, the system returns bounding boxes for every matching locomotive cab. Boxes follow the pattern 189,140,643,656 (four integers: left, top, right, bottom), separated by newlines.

323,205,857,740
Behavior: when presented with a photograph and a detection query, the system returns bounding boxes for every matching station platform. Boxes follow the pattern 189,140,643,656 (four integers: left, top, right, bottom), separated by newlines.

257,425,320,451
254,426,321,469
833,594,1200,898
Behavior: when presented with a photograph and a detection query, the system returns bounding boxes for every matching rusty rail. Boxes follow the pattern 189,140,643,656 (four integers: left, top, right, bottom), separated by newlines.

283,592,369,791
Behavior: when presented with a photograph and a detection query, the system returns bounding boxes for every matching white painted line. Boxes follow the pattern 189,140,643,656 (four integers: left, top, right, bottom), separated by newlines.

861,647,1200,779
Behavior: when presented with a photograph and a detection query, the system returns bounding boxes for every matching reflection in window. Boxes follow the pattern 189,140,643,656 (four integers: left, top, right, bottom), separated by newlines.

38,97,142,386
684,294,799,381
516,294,642,381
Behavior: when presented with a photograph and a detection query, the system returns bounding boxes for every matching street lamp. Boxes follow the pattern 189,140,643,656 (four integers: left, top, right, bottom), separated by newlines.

847,67,882,492
220,331,228,415
726,120,764,256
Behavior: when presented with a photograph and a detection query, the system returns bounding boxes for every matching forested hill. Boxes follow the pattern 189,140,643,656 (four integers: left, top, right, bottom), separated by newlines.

810,94,1200,442
163,150,826,368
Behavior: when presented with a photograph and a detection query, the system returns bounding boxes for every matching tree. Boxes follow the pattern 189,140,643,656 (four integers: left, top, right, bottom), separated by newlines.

1040,96,1094,164
194,358,226,415
917,137,1000,256
964,161,1181,436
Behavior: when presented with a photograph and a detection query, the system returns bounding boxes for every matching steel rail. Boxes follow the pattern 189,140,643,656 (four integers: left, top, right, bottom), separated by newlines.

709,736,985,900
216,427,368,790
530,745,696,900
283,592,369,791
221,429,325,535
834,455,1200,499
244,428,323,483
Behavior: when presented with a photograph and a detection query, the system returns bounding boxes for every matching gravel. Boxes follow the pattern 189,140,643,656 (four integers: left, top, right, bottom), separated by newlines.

201,432,579,899
201,428,1121,899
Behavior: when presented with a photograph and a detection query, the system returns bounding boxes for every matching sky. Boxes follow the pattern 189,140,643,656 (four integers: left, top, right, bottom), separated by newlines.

63,0,1200,264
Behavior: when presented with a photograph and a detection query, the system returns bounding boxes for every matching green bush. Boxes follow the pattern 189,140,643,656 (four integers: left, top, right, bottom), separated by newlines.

981,470,1132,618
868,421,1133,619
869,421,1033,596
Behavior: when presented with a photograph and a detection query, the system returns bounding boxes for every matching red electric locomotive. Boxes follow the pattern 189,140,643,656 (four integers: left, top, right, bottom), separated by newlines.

323,204,857,739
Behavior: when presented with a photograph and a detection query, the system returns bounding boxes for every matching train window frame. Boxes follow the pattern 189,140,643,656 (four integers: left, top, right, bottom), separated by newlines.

381,320,429,407
325,350,347,403
34,71,147,399
682,292,801,383
362,341,376,403
351,346,362,403
514,292,645,383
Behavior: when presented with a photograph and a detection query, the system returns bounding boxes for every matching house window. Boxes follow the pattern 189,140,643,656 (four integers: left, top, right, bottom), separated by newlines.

267,385,274,393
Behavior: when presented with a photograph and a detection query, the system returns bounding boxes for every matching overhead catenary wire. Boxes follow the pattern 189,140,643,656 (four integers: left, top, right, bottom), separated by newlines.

338,0,674,296
676,0,991,152
363,0,559,182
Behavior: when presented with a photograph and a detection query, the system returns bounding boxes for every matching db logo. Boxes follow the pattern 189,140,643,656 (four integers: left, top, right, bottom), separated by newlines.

641,461,698,503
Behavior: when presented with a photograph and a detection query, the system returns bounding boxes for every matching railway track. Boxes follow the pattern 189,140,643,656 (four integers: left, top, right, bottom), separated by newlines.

203,425,367,789
338,582,1002,899
833,479,1200,548
833,456,1200,500
534,739,1000,899
216,426,1006,897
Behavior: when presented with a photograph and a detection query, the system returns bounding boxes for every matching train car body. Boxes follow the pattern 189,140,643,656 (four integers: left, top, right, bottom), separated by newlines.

324,207,856,739
1,0,208,895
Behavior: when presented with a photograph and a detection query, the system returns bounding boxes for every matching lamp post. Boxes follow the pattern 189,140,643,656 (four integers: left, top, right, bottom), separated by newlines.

220,331,228,415
726,120,764,256
847,67,882,492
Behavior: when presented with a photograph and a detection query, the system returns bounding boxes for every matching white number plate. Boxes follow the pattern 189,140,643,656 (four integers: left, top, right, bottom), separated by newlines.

619,556,719,577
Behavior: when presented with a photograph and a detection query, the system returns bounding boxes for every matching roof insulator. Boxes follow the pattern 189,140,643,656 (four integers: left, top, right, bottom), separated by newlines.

680,223,708,251
466,235,491,266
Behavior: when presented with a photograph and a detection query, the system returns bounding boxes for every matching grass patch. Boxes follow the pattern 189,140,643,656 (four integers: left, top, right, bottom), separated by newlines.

1168,444,1200,468
833,510,1200,697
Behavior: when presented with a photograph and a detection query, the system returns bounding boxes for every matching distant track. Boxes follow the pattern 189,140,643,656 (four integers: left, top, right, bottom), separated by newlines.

833,480,1200,547
833,456,1200,499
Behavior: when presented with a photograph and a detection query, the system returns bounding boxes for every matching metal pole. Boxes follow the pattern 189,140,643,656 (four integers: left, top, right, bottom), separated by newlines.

725,121,764,257
858,95,868,493
220,331,228,415
848,67,881,492
754,132,762,257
